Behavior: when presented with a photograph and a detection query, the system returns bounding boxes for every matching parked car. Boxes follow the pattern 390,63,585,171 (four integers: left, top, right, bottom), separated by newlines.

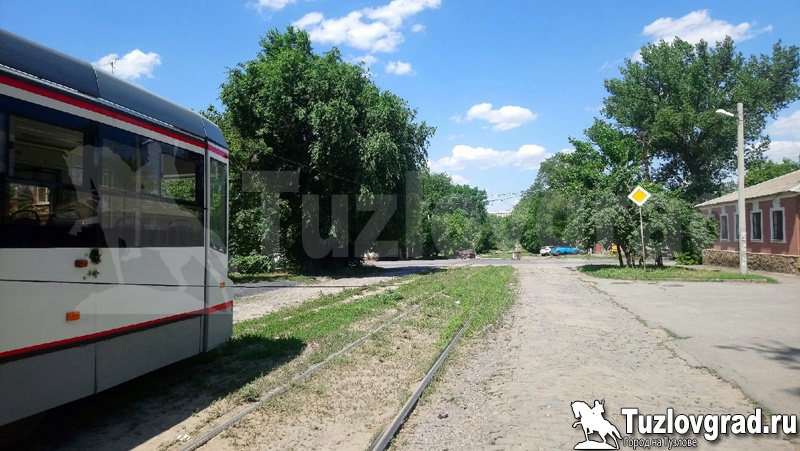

550,245,582,256
540,245,554,256
458,249,476,259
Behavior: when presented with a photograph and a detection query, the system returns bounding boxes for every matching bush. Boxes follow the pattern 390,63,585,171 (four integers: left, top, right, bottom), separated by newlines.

230,254,274,275
674,252,702,265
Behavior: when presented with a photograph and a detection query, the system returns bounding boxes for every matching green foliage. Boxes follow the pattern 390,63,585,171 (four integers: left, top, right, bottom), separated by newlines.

745,158,800,186
213,27,434,271
419,171,488,257
230,254,274,274
577,264,775,282
674,252,702,265
162,178,195,202
603,37,800,201
514,119,717,268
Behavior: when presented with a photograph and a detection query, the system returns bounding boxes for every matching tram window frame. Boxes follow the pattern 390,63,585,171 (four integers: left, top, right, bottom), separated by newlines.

99,126,204,248
1,107,100,248
1,97,206,248
209,158,227,254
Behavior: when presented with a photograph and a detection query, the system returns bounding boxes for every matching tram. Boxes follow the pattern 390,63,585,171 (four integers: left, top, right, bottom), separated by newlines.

0,29,233,427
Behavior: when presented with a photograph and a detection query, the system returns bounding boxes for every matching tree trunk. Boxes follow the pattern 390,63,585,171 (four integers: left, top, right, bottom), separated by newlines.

622,243,633,267
617,245,624,267
655,250,664,267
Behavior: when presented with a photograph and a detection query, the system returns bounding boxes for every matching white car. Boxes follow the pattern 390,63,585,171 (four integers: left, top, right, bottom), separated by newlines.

540,245,554,256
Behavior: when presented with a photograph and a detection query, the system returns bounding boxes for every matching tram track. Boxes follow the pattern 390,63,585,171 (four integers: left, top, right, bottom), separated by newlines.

180,266,477,451
370,293,484,451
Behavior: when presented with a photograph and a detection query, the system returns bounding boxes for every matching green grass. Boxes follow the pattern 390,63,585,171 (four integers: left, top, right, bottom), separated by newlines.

229,264,386,284
577,264,777,282
229,271,315,284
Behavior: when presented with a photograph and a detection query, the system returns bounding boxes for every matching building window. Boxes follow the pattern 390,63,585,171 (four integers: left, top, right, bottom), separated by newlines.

771,208,785,242
719,214,729,241
751,210,762,241
734,213,739,241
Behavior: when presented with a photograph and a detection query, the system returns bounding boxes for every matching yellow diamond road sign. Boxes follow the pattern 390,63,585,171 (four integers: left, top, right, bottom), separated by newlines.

628,185,651,206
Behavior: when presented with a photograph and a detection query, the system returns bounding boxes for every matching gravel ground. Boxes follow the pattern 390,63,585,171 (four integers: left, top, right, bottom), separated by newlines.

393,266,797,450
233,266,427,323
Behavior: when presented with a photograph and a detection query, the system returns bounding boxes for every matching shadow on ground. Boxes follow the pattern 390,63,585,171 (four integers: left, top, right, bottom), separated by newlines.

5,335,306,450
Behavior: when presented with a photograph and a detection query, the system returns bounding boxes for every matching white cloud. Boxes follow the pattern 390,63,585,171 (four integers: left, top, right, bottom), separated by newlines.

768,110,800,139
429,144,551,172
293,0,440,55
642,10,769,45
449,174,470,185
633,10,772,62
458,103,537,131
386,60,413,75
355,54,378,67
248,0,296,13
411,24,425,32
92,50,161,81
766,141,800,162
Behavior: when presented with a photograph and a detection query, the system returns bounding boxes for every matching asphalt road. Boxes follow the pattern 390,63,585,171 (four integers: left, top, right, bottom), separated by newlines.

590,273,800,416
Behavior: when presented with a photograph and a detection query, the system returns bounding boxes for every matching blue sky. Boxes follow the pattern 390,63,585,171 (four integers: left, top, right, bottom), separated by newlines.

2,1,800,211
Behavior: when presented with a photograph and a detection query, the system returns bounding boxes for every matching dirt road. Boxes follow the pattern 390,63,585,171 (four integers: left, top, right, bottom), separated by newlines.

394,266,797,450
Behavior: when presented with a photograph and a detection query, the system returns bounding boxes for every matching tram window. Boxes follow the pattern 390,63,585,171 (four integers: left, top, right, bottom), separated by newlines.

11,116,84,186
99,129,204,247
2,115,100,248
101,132,160,196
210,159,227,253
162,148,200,204
0,112,7,175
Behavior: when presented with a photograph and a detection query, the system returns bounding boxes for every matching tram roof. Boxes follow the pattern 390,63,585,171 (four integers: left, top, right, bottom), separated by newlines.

0,28,227,149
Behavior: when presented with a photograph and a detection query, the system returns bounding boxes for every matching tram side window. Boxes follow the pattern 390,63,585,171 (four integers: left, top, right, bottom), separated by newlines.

210,159,227,254
1,115,96,248
100,129,203,247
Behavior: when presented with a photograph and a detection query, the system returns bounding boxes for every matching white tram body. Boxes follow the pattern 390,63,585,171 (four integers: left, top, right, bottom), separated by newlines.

0,29,233,426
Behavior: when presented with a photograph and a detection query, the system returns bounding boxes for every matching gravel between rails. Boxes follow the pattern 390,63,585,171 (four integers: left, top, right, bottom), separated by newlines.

233,266,429,323
392,266,796,451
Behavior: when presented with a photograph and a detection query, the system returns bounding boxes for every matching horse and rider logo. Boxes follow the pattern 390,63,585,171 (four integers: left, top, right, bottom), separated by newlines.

571,399,622,450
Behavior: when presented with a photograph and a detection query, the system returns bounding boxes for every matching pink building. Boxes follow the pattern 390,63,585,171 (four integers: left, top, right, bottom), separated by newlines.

695,170,800,273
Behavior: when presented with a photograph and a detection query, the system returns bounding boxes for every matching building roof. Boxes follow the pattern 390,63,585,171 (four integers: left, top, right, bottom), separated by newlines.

695,169,800,207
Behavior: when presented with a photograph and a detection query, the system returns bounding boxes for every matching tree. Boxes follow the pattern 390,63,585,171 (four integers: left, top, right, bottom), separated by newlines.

603,37,800,201
745,157,800,186
418,171,489,257
216,27,434,271
522,121,715,267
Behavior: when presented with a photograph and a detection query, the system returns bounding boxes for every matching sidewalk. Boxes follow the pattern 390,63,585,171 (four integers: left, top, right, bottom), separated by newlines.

395,266,796,450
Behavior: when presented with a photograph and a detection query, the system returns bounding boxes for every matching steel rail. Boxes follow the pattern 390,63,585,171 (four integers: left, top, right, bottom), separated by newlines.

181,287,451,451
370,297,481,451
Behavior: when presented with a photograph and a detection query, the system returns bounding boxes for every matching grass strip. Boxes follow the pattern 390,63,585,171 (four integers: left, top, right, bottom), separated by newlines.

577,264,777,282
229,264,387,284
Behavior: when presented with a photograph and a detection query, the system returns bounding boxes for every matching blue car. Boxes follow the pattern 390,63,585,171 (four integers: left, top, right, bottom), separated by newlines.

550,245,582,255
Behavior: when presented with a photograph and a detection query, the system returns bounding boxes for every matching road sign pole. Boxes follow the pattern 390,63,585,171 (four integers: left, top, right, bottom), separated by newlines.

639,205,646,269
628,185,651,269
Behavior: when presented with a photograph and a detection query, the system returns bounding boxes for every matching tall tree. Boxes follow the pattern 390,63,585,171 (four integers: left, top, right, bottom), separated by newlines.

217,27,434,270
603,37,800,201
